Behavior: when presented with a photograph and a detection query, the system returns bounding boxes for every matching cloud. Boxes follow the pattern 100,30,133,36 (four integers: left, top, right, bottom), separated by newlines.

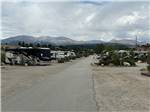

117,12,146,26
1,1,149,42
85,13,96,23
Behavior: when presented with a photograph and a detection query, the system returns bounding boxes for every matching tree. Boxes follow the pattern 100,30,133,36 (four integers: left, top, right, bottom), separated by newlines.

29,43,33,47
48,44,52,48
1,50,5,63
104,45,113,52
36,43,41,47
147,51,150,72
25,43,29,47
94,44,105,54
18,41,22,46
22,41,25,47
111,52,120,66
41,44,48,48
147,51,150,65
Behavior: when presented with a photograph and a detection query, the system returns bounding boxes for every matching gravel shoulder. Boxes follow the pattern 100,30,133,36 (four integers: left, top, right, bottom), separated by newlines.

92,63,150,112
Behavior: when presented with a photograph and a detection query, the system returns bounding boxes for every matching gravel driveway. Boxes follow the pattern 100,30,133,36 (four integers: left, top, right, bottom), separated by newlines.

92,63,150,112
2,57,97,112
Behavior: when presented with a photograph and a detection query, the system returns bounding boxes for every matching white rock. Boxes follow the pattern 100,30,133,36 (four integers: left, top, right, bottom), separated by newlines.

123,62,130,66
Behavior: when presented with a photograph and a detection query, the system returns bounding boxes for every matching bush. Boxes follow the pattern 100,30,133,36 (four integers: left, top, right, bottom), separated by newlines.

58,58,65,63
64,57,70,62
125,58,136,66
111,53,120,66
147,51,150,72
123,54,136,66
96,50,136,67
147,51,150,65
1,51,6,63
147,65,150,72
98,54,111,66
95,44,105,54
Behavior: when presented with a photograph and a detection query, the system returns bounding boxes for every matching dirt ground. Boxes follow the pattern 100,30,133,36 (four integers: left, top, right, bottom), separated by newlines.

2,57,150,112
92,63,150,112
1,59,81,100
2,56,97,111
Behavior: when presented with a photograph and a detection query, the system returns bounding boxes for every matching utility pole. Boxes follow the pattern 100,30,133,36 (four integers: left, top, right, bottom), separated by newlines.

135,35,138,49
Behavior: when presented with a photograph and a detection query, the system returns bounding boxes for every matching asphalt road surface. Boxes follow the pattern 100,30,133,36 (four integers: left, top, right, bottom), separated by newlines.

2,57,97,112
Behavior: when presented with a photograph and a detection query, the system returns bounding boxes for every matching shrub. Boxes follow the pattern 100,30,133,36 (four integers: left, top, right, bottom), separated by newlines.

147,51,150,72
97,54,112,66
125,58,136,66
1,51,6,63
147,51,150,65
147,65,150,72
64,57,70,62
58,58,65,63
95,44,105,54
111,53,120,66
123,55,136,66
96,50,136,67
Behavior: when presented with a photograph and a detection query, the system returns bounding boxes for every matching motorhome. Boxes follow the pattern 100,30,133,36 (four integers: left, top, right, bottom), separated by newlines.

5,47,51,65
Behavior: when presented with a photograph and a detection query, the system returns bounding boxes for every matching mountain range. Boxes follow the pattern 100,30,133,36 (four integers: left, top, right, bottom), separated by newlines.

1,35,104,45
1,35,145,46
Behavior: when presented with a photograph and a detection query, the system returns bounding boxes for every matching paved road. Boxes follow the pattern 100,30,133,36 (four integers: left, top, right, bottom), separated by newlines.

2,57,97,112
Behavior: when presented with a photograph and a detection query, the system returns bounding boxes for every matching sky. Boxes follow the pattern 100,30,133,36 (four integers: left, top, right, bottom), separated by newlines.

1,0,150,42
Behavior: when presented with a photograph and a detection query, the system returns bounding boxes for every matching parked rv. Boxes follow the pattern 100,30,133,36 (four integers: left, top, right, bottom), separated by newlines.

50,50,58,60
50,50,76,62
66,51,76,60
4,47,51,66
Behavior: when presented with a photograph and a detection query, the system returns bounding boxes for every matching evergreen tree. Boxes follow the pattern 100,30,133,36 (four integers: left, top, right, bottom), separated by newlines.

29,43,33,47
147,51,150,71
18,41,22,46
48,44,52,48
25,43,29,47
94,44,105,54
22,41,25,47
36,43,41,47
